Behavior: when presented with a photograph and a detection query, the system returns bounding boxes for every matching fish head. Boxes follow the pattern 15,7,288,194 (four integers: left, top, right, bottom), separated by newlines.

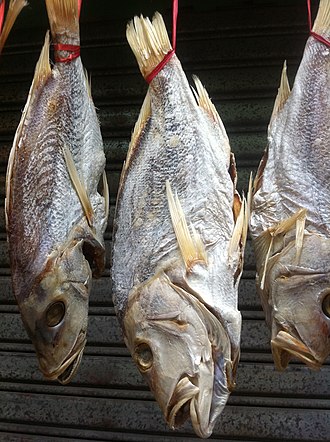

265,234,330,370
123,272,232,438
20,238,92,383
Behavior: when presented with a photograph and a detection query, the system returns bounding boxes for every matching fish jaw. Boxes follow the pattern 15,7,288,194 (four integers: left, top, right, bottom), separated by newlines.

271,330,322,371
18,237,92,383
123,271,232,438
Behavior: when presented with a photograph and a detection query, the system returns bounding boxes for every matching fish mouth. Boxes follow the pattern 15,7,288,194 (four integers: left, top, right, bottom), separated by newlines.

271,330,321,370
167,375,216,439
41,332,87,384
167,376,200,430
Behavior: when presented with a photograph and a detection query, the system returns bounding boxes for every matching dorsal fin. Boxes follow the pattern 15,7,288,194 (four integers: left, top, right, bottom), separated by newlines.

117,91,151,201
270,61,291,122
313,0,330,35
126,12,172,79
192,75,221,124
192,75,231,160
0,0,27,54
166,180,207,271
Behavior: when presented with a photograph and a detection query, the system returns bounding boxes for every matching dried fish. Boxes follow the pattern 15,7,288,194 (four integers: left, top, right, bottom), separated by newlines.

6,0,108,383
112,13,247,438
250,0,330,370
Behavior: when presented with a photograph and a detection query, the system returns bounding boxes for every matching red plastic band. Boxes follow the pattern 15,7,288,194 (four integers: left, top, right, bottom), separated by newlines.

54,43,80,63
146,49,175,83
0,1,5,35
307,0,330,47
146,0,178,83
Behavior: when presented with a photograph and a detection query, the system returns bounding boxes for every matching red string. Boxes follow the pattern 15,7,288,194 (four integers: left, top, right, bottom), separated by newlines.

172,0,178,51
307,0,330,47
146,0,178,83
78,0,82,18
54,43,80,62
0,1,5,36
55,0,82,63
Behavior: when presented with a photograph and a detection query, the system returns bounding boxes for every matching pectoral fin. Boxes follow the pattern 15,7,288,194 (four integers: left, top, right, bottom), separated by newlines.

166,180,207,271
62,145,94,227
255,208,307,290
228,196,248,262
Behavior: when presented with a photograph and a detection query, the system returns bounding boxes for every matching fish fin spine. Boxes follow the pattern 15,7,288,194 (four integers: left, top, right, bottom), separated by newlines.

62,144,94,227
295,209,307,264
119,91,151,196
84,68,92,99
247,172,253,223
128,91,151,162
45,0,79,42
256,208,307,290
192,75,221,124
126,12,172,79
34,31,52,87
5,31,51,219
313,0,330,35
270,61,290,122
228,195,248,262
102,170,109,223
166,180,207,271
0,0,27,53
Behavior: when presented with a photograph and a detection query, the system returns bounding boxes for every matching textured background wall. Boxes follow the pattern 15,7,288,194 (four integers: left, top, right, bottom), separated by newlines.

0,0,329,440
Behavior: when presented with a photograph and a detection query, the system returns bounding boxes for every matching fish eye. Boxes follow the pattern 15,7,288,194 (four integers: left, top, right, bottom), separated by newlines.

322,292,330,318
46,301,65,327
135,343,153,371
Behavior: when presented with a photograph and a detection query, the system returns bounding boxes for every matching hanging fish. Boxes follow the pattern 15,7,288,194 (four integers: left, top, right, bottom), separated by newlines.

0,0,27,54
112,12,247,438
5,0,108,384
250,0,330,370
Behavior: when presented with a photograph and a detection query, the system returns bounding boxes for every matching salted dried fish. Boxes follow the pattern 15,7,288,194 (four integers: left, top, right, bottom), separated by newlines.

6,0,108,383
112,13,247,438
250,0,330,370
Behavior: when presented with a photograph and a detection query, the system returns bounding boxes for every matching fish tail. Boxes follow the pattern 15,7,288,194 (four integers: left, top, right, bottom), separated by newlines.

313,0,330,36
0,0,27,54
45,0,79,43
126,12,172,79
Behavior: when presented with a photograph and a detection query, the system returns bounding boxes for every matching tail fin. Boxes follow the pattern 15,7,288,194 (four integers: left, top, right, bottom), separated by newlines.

126,12,172,79
0,0,27,54
313,0,330,36
45,0,79,43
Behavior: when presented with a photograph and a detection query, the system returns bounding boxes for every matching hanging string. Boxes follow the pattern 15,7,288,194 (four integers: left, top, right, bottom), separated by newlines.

78,0,82,18
0,1,5,35
307,0,330,47
55,0,82,63
54,43,80,63
146,0,178,83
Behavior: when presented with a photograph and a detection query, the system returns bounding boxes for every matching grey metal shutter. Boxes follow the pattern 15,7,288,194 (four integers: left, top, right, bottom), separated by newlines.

0,1,328,440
